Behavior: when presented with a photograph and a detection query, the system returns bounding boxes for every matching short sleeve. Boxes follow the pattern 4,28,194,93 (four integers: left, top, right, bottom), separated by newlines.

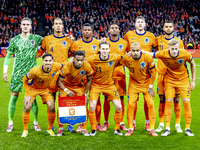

59,63,70,78
7,38,15,53
40,36,46,50
26,68,35,80
85,62,94,76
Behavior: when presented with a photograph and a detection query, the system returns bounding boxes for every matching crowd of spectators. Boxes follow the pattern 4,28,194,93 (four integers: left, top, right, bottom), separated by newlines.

1,0,200,49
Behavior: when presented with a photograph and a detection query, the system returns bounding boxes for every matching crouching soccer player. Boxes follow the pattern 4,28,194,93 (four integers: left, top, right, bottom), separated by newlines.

56,51,93,136
121,42,158,137
87,41,123,136
21,53,62,137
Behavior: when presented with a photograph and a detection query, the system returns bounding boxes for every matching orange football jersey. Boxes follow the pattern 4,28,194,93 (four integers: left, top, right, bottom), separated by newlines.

154,50,192,82
70,38,100,60
120,53,155,87
40,34,73,64
156,35,184,74
24,62,62,89
87,54,122,86
59,61,93,86
124,30,156,52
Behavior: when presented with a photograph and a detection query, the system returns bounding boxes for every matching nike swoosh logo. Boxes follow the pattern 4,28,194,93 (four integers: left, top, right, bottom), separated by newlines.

49,43,53,44
79,47,82,49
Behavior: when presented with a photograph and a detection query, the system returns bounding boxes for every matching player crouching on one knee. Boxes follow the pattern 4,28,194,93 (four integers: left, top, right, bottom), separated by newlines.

21,53,62,137
122,42,158,137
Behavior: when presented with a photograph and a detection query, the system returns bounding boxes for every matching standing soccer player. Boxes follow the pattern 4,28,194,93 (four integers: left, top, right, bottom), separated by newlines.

87,41,123,136
124,16,157,131
3,17,43,132
121,42,158,137
155,21,185,133
56,51,93,136
21,53,62,137
101,23,128,131
145,39,195,136
70,23,100,132
36,18,74,131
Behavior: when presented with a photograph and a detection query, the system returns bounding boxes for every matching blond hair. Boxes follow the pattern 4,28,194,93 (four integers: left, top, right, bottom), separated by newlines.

135,16,145,23
168,39,179,46
99,41,110,48
21,17,32,24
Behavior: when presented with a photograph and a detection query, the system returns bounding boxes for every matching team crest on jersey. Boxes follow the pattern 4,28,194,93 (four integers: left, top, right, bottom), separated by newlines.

80,70,85,76
144,38,149,44
62,41,67,47
108,61,113,66
178,59,183,65
69,108,75,116
10,83,14,89
140,62,146,69
118,44,123,50
51,72,55,77
92,45,97,50
30,40,35,47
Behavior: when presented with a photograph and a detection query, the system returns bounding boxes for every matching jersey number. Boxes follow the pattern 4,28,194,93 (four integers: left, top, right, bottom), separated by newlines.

95,66,101,72
159,45,163,50
113,90,119,98
129,67,134,73
50,47,53,52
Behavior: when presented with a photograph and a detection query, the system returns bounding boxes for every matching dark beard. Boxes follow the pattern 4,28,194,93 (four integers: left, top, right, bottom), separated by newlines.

164,31,174,35
112,34,117,36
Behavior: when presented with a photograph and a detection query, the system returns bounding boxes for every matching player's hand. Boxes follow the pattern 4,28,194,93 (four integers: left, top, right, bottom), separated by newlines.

66,90,75,97
100,38,107,41
191,81,195,91
141,50,146,54
69,57,74,63
147,87,155,98
24,96,33,109
126,51,131,57
85,94,88,106
3,73,8,82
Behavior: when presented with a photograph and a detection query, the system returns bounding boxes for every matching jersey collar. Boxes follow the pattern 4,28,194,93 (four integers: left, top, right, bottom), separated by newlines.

99,54,109,61
168,50,179,58
136,30,146,36
53,33,65,38
42,65,51,73
165,35,174,40
109,37,119,42
82,37,93,43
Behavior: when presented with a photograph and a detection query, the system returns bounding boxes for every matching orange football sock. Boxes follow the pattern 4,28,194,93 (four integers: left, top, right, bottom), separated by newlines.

96,97,101,125
47,109,55,130
146,100,156,130
144,100,149,121
159,103,165,123
89,110,96,130
103,99,110,122
57,110,63,128
114,110,122,130
165,101,173,128
23,112,30,130
127,101,136,129
121,98,125,122
82,107,89,130
174,102,181,124
183,101,192,129
47,107,54,127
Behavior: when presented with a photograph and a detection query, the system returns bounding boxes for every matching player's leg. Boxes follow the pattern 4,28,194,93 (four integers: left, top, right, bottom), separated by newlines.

7,91,19,132
103,95,110,131
21,95,35,137
144,93,158,136
125,93,138,136
96,96,103,131
144,100,150,131
32,98,41,131
155,73,165,132
174,92,182,133
89,100,98,136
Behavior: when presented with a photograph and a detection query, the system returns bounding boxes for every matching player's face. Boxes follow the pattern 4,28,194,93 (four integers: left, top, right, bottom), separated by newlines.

131,45,141,59
20,20,31,33
53,19,63,32
99,44,110,57
82,26,92,38
109,24,120,36
135,19,145,31
163,23,174,35
74,55,85,69
42,56,53,70
169,44,179,57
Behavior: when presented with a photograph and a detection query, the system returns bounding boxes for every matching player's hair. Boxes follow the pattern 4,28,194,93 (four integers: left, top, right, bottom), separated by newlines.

53,17,63,25
74,51,85,58
21,17,32,24
83,23,92,29
135,16,145,23
168,39,179,46
164,21,174,26
131,42,141,48
42,53,53,59
109,21,119,29
99,41,110,48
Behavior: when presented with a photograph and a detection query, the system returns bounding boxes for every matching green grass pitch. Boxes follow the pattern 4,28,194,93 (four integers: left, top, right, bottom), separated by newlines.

0,58,200,150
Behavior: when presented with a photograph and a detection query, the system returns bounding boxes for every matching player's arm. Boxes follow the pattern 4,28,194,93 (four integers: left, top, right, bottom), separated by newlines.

23,71,35,92
36,37,46,58
141,50,154,56
84,75,92,94
57,74,74,96
189,59,196,90
147,60,156,98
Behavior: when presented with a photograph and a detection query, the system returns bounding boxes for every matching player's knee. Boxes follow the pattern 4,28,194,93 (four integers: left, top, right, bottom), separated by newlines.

115,104,122,111
89,102,96,111
159,95,165,103
48,105,55,113
174,94,180,103
24,105,31,113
